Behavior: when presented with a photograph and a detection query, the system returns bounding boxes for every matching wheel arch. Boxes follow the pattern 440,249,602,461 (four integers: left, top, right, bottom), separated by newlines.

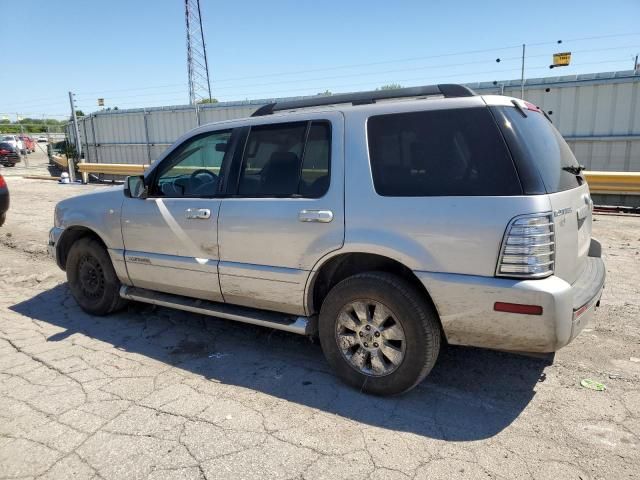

56,226,109,271
306,251,441,321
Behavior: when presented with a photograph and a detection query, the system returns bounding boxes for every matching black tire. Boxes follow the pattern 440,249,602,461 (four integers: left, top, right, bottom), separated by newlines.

318,272,441,396
66,237,127,315
0,212,5,227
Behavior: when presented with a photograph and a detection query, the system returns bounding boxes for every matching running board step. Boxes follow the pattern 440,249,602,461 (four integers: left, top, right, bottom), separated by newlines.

120,286,314,335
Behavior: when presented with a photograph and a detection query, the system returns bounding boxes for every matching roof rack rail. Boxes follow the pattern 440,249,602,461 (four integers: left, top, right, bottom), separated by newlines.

251,83,476,117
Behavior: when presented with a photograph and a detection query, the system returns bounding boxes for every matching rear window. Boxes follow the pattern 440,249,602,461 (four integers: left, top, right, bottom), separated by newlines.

367,108,522,196
496,106,581,193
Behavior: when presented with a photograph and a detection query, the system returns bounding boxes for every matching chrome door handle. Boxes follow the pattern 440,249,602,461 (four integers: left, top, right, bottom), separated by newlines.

298,209,333,223
185,208,211,219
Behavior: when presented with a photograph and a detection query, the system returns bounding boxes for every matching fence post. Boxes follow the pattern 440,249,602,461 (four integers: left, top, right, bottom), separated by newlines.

90,114,99,165
68,91,80,182
143,109,152,164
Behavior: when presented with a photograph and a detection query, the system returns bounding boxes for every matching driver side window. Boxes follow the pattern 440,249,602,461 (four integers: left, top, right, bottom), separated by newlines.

154,130,232,197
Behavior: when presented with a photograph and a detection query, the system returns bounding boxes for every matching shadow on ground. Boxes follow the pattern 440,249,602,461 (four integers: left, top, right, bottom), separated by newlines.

11,284,550,441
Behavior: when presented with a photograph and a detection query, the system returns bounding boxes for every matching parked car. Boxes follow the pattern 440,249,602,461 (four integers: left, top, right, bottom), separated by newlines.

48,84,605,395
1,135,25,155
18,135,35,153
0,142,20,166
37,135,48,143
0,174,8,227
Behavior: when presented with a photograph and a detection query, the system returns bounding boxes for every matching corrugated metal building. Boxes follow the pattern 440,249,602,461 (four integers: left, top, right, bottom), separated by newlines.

71,70,640,178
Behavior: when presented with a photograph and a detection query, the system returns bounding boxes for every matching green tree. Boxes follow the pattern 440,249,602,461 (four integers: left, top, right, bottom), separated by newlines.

377,83,403,90
69,110,84,121
197,98,219,104
316,90,332,96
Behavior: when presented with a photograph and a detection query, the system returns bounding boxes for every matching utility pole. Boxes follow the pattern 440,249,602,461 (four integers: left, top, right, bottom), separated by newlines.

520,44,526,99
16,113,28,168
634,54,639,73
68,91,80,182
185,0,213,104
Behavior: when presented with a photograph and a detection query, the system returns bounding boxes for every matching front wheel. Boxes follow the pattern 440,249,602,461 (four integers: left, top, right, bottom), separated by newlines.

318,272,441,396
66,237,127,315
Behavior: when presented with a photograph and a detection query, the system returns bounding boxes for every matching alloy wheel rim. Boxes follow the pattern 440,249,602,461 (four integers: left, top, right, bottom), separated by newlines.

335,300,406,377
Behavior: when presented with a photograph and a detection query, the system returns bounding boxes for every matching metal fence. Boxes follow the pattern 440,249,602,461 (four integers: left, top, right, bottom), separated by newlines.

68,70,640,174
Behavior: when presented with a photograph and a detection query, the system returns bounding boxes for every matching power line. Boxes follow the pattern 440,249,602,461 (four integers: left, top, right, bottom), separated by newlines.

62,56,635,111
3,32,639,113
67,43,640,106
5,32,638,111
6,54,636,115
204,32,640,84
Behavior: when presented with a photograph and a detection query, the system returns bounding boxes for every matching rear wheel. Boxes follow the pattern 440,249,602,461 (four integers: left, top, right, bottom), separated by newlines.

66,237,127,315
0,213,5,227
318,272,441,395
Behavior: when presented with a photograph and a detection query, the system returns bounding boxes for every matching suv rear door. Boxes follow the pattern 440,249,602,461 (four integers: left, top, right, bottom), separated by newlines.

217,112,344,316
491,100,592,284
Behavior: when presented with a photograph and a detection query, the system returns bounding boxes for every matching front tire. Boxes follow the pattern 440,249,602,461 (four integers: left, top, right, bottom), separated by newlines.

66,237,127,315
319,272,441,395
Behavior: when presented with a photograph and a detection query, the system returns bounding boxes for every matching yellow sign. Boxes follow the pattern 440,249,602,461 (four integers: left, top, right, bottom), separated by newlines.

98,98,105,106
553,52,571,67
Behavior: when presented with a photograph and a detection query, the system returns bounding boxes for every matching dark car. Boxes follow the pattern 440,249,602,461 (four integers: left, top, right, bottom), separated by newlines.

0,174,8,226
0,142,20,167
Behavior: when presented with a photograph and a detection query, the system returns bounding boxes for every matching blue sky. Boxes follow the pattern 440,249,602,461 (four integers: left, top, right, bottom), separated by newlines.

2,0,639,118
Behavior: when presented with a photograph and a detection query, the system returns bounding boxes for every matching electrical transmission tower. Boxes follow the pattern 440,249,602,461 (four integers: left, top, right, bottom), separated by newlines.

185,0,212,104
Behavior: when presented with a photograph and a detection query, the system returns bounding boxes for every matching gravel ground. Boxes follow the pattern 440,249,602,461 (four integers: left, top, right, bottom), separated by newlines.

0,151,638,480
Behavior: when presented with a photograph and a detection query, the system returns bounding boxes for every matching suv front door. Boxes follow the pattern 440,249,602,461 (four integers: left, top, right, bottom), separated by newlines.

121,128,235,301
218,113,345,315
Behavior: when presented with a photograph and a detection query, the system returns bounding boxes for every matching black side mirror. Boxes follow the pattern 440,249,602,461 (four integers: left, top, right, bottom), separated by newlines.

124,175,147,199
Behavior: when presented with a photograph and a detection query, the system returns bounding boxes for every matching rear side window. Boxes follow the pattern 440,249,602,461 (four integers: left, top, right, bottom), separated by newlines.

367,108,522,196
496,106,581,193
237,121,330,197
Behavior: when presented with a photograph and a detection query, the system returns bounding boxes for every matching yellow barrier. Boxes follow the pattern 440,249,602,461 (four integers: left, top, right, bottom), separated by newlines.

77,163,149,176
583,171,640,195
51,155,68,170
53,160,640,196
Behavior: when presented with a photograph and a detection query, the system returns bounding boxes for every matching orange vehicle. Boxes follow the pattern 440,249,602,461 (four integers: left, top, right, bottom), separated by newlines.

18,135,35,153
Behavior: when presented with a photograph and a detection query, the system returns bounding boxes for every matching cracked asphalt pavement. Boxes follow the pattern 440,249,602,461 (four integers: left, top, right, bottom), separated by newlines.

0,152,639,479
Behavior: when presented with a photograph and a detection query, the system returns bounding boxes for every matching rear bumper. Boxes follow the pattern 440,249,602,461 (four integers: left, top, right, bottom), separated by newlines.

416,245,605,353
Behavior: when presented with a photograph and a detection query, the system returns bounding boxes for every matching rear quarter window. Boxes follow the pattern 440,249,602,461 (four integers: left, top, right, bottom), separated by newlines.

493,106,581,193
367,107,522,196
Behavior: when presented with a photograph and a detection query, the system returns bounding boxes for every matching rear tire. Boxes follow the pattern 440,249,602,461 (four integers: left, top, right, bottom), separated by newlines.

318,272,441,395
66,237,127,315
0,213,5,227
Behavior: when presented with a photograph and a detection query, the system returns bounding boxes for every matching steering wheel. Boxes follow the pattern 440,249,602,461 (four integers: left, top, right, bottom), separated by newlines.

188,169,218,194
189,169,217,183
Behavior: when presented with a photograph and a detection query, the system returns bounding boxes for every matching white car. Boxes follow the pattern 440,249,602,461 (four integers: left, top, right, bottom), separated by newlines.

1,135,25,155
37,136,47,143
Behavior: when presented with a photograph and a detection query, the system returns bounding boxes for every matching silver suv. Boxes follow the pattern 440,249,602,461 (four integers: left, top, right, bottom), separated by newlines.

49,84,605,395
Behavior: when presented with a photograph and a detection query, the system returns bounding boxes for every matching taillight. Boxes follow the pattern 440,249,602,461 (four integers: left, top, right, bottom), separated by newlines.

0,175,6,188
496,213,554,278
